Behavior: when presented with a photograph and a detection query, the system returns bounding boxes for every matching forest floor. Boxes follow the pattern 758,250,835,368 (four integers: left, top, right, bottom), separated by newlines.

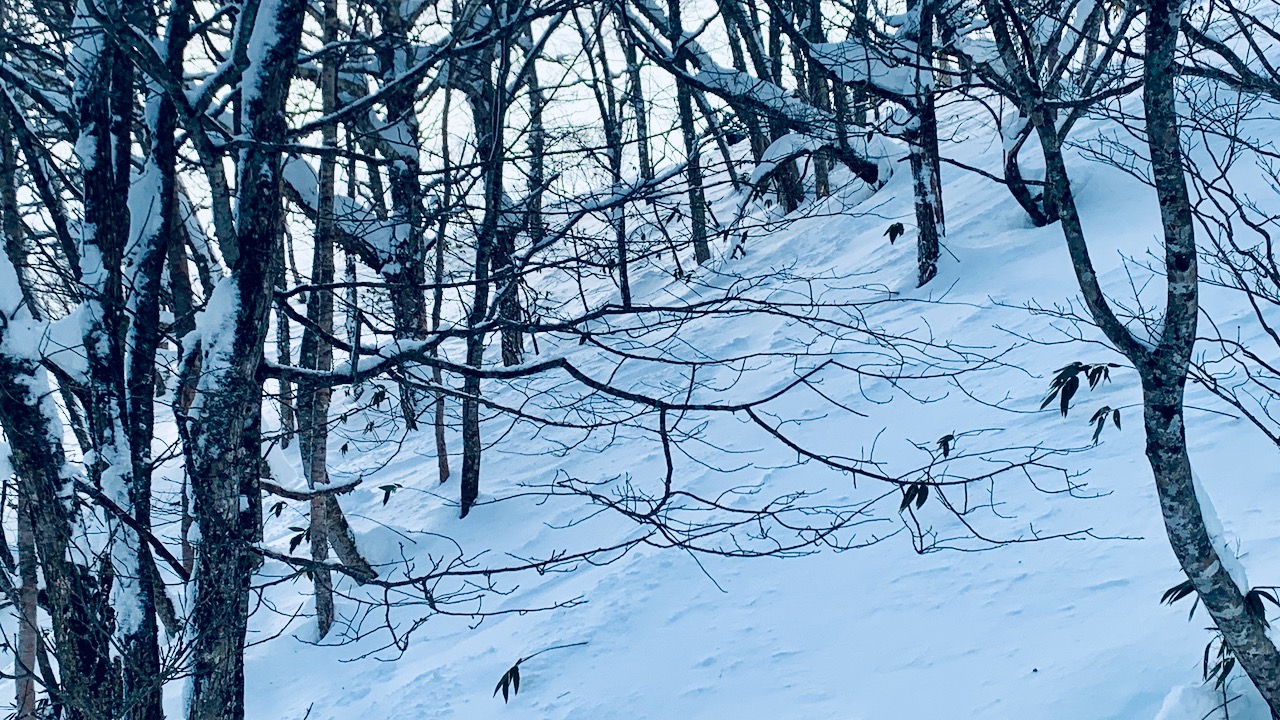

205,99,1279,720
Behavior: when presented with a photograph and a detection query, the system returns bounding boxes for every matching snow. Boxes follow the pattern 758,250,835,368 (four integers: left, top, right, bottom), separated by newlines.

283,156,398,265
1154,684,1271,719
126,160,166,276
182,96,1280,720
68,1,105,100
811,38,921,97
180,191,227,281
8,15,1280,720
1192,468,1250,593
329,338,434,377
751,132,895,189
0,251,88,376
1003,112,1031,152
241,0,286,107
370,109,419,161
0,246,26,316
191,276,241,423
106,470,146,636
751,133,827,185
694,63,829,133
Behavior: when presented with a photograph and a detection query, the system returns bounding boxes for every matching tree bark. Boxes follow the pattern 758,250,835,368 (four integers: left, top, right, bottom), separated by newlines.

1141,0,1280,707
617,23,655,180
185,0,307,716
1034,0,1280,708
802,0,832,198
450,1,506,516
0,350,115,720
0,39,37,716
766,5,805,212
297,0,341,638
669,0,711,264
378,0,431,426
16,490,37,720
905,0,943,286
74,1,166,714
433,89,453,485
578,8,631,305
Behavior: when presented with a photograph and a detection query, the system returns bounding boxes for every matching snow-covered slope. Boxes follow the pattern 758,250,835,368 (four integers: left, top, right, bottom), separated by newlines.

220,103,1280,720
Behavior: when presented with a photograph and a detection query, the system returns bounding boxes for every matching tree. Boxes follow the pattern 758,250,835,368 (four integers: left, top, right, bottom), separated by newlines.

983,0,1280,707
10,0,1280,716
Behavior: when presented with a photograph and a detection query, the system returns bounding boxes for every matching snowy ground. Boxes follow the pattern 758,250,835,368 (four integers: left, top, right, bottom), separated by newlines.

103,99,1280,719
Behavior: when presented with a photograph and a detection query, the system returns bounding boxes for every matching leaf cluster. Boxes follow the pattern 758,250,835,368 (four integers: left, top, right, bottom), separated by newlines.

899,481,930,511
1161,579,1280,689
493,662,521,703
1040,362,1120,417
1088,406,1121,444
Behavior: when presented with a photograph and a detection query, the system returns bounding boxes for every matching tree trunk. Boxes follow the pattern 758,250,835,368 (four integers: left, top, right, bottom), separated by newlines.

579,9,630,305
16,490,37,720
74,1,166,715
452,3,506,516
168,216,198,575
1141,0,1280,707
433,89,453,485
454,5,522,370
717,0,773,167
297,0,340,638
0,348,115,720
803,0,832,198
617,24,654,180
0,44,37,716
379,0,431,427
670,0,711,264
905,0,943,286
1003,119,1052,226
1145,377,1280,708
1034,0,1280,708
523,25,547,248
185,0,307,716
766,5,805,212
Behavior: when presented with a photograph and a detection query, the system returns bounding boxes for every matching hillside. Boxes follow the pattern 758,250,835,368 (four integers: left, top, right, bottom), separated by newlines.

231,101,1280,720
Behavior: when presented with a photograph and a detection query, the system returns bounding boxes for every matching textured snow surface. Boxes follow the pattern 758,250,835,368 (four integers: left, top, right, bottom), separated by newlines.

5,78,1278,720
209,98,1280,720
